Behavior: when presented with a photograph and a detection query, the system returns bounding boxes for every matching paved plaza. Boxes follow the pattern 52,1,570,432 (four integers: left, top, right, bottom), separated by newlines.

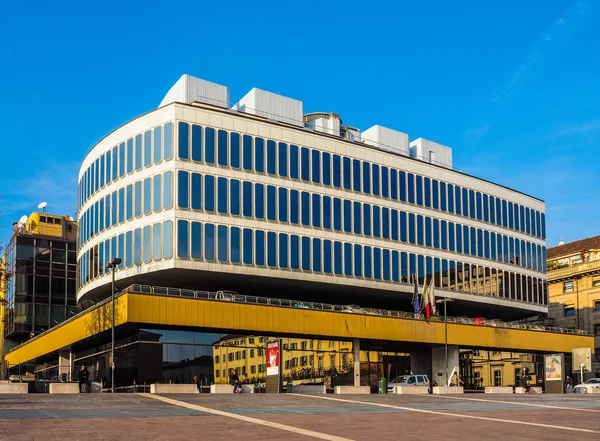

0,393,598,440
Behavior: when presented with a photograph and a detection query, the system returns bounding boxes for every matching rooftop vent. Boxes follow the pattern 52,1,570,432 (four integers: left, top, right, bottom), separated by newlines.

159,75,230,109
232,88,303,127
409,138,453,168
362,125,409,156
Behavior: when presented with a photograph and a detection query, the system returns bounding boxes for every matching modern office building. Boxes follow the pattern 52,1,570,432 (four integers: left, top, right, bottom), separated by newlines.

6,75,589,391
0,212,78,359
76,74,547,320
547,235,600,378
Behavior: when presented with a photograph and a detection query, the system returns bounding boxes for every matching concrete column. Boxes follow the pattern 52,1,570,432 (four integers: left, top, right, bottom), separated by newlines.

353,339,360,387
58,350,72,382
432,346,459,386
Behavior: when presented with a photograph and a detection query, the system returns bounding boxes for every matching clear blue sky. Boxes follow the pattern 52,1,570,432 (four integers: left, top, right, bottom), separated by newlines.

1,0,599,249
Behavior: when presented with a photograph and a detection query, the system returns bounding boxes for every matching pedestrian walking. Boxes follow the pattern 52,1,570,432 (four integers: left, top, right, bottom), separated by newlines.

450,372,464,387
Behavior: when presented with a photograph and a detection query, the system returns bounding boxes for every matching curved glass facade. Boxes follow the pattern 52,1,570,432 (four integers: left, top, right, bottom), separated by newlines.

77,104,546,310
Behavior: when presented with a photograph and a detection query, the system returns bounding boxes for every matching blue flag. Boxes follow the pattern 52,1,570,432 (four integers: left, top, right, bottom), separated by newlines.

411,275,421,316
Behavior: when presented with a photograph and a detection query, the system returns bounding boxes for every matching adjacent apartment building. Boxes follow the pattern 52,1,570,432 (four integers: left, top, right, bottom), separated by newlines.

547,235,600,377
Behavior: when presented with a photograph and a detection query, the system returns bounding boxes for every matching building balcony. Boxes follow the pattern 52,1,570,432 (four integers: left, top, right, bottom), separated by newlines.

547,259,600,282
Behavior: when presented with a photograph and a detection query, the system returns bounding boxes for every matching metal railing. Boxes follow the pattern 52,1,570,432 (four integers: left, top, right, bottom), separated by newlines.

126,284,587,335
547,259,600,280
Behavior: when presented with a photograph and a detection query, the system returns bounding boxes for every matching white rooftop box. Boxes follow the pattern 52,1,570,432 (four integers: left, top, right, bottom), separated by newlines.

232,88,303,127
362,125,409,156
409,138,453,168
159,74,229,108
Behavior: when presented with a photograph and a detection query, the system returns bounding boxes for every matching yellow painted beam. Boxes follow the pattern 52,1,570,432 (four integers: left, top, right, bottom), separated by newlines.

5,292,593,366
5,296,128,366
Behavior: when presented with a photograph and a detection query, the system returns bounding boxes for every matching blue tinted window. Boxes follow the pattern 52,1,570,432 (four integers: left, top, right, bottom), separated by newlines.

323,240,332,274
153,175,161,212
230,180,240,215
375,248,383,280
230,132,240,168
99,199,105,231
483,194,489,222
363,204,371,236
100,155,105,188
441,220,448,250
391,250,399,282
112,146,118,180
134,229,142,264
290,190,299,224
424,178,431,207
217,130,228,166
416,176,423,205
462,188,469,218
490,232,497,260
469,190,476,219
243,135,252,171
484,230,490,259
125,231,133,266
243,228,253,264
255,184,264,219
495,198,502,226
290,145,299,179
372,164,380,196
243,182,253,217
354,244,362,277
455,186,462,215
464,225,471,255
255,138,264,173
231,227,241,264
489,196,496,224
312,238,321,272
408,213,415,244
390,169,398,200
417,215,424,246
353,160,361,191
191,125,201,162
400,211,407,242
177,171,190,208
381,167,389,198
407,173,414,203
278,142,287,177
343,200,352,232
205,175,215,212
382,208,390,239
439,182,446,211
312,150,320,184
267,140,276,175
205,224,215,261
363,162,371,194
191,173,202,210
508,202,514,229
142,227,151,263
291,235,300,270
364,246,372,278
218,177,228,214
353,201,361,234
135,135,143,170
143,179,151,215
343,157,351,190
119,143,126,177
164,123,173,160
279,234,288,268
205,128,215,164
373,206,380,238
301,192,310,226
191,222,202,259
425,217,432,247
333,155,341,188
455,225,462,253
128,143,137,175
134,182,141,217
267,186,276,221
312,194,321,227
432,180,439,209
476,192,483,221
301,148,310,181
144,131,152,167
279,188,288,222
323,196,331,230
391,210,399,241
344,243,352,276
177,220,189,258
218,226,228,262
302,237,311,271
164,171,173,209
322,153,331,186
446,184,454,213
126,185,133,220
333,198,342,231
334,241,342,275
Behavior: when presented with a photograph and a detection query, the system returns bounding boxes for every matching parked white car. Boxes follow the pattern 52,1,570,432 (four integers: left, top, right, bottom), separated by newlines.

387,374,430,393
573,378,600,393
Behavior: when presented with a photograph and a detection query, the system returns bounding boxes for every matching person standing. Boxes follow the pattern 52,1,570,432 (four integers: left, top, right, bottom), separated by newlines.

78,365,90,393
450,372,464,387
566,376,574,392
194,375,201,393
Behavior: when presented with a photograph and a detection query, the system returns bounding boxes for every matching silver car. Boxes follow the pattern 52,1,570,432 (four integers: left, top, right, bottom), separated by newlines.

387,374,430,393
573,378,600,393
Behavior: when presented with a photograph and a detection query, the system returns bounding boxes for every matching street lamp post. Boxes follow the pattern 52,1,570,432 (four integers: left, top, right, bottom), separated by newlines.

105,258,122,393
436,298,454,386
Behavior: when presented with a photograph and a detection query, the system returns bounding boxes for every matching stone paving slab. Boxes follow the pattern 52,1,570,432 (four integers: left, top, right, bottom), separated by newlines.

0,393,599,440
